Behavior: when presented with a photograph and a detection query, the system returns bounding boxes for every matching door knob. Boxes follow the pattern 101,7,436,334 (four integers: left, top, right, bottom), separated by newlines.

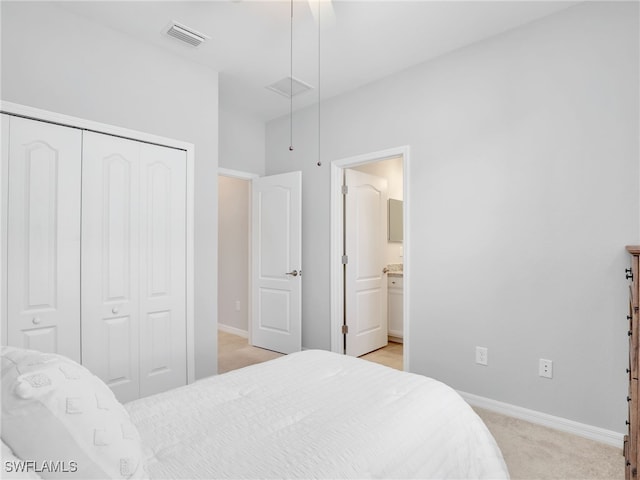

32,317,41,325
285,270,299,277
112,306,119,314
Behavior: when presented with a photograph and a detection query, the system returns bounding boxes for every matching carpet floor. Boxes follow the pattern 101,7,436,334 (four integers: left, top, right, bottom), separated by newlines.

218,330,624,479
218,330,283,374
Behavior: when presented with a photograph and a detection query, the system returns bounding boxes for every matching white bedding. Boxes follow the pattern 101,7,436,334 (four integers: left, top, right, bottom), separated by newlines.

126,350,508,479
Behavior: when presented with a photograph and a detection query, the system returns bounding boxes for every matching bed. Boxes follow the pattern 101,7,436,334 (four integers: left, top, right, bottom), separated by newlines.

1,346,509,479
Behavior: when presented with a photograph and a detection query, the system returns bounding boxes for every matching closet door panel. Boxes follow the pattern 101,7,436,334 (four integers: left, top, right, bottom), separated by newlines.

82,131,140,403
6,116,81,362
139,143,187,397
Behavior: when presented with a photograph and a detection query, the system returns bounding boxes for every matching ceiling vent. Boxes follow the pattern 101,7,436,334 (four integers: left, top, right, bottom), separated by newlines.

163,21,210,47
266,77,314,98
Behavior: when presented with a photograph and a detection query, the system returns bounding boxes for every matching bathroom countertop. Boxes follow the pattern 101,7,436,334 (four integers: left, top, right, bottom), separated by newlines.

387,264,403,277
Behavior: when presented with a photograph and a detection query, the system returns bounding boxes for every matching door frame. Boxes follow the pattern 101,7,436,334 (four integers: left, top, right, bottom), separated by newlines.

217,168,259,344
330,145,411,371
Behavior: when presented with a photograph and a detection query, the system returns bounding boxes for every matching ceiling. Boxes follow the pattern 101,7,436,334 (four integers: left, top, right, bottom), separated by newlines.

56,1,578,121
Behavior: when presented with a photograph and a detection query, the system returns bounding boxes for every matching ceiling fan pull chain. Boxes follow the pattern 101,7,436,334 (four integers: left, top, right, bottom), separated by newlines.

317,0,322,167
289,0,294,152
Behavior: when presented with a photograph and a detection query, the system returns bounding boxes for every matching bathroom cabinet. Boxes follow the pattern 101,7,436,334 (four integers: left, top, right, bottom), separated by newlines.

388,276,403,341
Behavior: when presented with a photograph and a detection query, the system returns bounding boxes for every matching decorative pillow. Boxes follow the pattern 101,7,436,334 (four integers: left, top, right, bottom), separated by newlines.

1,347,148,479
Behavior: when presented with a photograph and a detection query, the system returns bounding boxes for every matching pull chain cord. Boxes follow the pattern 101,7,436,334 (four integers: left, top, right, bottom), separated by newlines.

317,0,322,167
289,0,294,152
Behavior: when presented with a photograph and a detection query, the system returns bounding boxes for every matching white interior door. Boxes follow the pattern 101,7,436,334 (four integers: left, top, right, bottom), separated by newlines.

251,171,301,354
82,132,141,402
6,116,82,362
138,142,187,398
344,169,388,357
82,132,187,402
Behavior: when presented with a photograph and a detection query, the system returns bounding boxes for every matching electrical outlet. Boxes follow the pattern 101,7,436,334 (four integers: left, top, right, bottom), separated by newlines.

475,346,488,366
539,359,553,378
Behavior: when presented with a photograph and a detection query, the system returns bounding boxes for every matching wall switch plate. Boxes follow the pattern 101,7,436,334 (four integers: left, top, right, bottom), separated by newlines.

235,300,241,312
475,346,488,366
539,359,553,378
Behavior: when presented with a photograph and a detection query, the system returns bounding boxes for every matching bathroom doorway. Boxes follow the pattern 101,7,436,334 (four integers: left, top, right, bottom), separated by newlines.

330,146,410,371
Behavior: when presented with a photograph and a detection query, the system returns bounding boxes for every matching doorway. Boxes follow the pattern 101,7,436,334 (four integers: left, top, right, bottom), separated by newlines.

217,168,258,373
217,168,303,373
330,146,410,371
217,170,254,339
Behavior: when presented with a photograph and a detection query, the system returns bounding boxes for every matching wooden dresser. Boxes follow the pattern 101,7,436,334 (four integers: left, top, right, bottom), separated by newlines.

626,246,640,479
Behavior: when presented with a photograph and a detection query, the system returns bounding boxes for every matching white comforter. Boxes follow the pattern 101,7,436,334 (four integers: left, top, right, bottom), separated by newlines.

126,350,508,479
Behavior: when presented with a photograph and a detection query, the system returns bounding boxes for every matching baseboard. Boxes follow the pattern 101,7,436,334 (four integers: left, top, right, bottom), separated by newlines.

217,324,248,338
458,390,624,449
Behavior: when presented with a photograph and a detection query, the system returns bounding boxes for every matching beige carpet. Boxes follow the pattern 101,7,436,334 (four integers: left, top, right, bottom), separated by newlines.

475,407,623,479
218,330,283,374
218,330,624,479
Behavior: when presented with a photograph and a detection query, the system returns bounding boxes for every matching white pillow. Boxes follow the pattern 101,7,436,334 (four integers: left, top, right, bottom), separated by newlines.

1,347,148,479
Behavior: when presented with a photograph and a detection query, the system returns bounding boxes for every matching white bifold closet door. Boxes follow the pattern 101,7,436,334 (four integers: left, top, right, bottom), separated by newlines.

81,131,187,402
5,116,82,362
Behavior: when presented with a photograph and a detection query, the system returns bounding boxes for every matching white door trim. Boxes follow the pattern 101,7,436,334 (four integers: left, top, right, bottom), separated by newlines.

218,167,260,181
0,101,196,385
330,145,411,371
1,115,9,350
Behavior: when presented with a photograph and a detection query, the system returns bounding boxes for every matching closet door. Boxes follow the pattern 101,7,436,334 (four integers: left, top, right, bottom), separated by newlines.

138,143,187,397
82,132,187,401
6,116,81,362
82,132,141,402
140,144,187,397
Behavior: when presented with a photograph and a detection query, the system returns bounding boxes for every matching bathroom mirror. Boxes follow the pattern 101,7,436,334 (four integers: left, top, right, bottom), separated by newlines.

388,198,403,242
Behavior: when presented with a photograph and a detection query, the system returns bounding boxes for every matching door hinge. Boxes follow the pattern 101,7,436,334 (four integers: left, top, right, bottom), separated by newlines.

341,185,348,195
341,255,348,265
341,325,349,335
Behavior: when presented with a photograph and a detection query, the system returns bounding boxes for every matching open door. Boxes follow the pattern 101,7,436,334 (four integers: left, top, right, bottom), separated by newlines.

344,169,388,357
251,171,302,354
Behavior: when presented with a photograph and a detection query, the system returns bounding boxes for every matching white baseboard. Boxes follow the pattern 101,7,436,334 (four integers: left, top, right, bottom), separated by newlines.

218,324,248,338
458,390,624,449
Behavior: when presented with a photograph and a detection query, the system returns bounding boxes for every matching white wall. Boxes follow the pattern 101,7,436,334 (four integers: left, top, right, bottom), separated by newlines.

219,105,266,175
1,2,219,379
217,103,264,336
266,2,639,432
218,176,250,333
